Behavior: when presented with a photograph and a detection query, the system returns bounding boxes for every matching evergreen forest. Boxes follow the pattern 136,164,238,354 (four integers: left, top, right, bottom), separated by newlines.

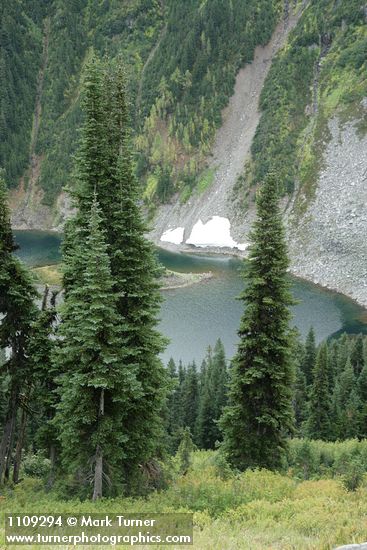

1,1,367,549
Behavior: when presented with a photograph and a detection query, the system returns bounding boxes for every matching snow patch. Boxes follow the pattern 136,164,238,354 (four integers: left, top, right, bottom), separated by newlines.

236,242,249,252
186,216,248,251
160,226,185,245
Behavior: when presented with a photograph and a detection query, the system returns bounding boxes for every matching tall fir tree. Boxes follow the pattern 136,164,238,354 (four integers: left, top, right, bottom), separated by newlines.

181,362,199,439
358,363,367,438
220,172,294,471
196,340,228,449
307,343,332,440
333,359,360,440
28,285,59,486
336,333,351,377
350,334,364,376
60,56,167,491
165,358,182,452
211,340,228,423
293,366,308,435
0,170,38,482
196,355,216,449
301,327,316,387
55,198,140,499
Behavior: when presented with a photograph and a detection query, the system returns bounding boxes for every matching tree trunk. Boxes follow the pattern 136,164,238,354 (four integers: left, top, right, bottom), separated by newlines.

92,445,103,501
13,405,27,483
4,417,16,482
92,389,104,501
0,383,18,483
46,444,56,490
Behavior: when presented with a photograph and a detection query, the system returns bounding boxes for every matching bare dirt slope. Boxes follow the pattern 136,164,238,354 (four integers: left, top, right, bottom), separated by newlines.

150,5,305,246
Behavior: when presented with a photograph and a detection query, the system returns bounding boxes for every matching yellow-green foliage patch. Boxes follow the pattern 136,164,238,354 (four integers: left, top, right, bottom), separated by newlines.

196,168,215,194
2,450,367,549
32,264,62,286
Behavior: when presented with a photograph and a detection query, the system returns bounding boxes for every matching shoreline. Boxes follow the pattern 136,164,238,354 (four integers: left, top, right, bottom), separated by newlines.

160,269,213,291
32,264,214,292
156,239,367,310
17,228,367,311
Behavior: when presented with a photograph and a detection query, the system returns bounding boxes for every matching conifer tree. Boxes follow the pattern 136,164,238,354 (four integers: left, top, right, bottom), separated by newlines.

196,372,215,449
28,286,59,486
211,339,228,423
293,366,308,435
333,359,360,439
62,54,106,293
301,327,316,386
220,172,294,471
196,340,228,449
327,339,339,389
351,334,364,376
0,349,7,428
55,198,140,499
165,358,181,452
358,363,367,438
336,333,351,376
181,363,199,439
61,56,167,489
0,171,38,482
307,343,332,440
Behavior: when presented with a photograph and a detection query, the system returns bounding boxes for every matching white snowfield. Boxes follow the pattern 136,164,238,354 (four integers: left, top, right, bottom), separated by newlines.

160,226,185,245
160,216,248,251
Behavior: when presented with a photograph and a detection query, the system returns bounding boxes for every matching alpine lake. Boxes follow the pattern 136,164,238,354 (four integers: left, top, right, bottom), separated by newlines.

14,230,367,365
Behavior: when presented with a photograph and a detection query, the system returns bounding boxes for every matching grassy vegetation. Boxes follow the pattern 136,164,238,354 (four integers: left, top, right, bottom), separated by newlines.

31,264,211,291
2,445,367,549
32,264,62,286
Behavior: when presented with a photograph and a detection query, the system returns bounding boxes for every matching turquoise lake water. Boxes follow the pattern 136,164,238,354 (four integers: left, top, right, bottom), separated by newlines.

14,230,367,365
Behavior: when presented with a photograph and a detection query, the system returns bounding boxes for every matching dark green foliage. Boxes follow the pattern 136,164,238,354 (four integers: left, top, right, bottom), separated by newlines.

0,349,7,427
220,173,295,471
287,438,367,489
0,2,43,187
181,363,200,439
292,332,367,443
290,331,308,435
59,57,167,494
1,0,281,204
293,366,308,436
358,364,367,438
28,286,58,464
1,0,163,202
0,172,39,482
307,343,332,440
165,341,228,452
351,334,364,376
55,198,138,497
301,327,316,387
196,340,228,449
332,359,360,440
2,0,367,211
165,359,186,452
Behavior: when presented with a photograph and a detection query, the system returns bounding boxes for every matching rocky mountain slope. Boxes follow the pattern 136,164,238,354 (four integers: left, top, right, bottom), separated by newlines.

150,7,303,250
3,0,367,305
